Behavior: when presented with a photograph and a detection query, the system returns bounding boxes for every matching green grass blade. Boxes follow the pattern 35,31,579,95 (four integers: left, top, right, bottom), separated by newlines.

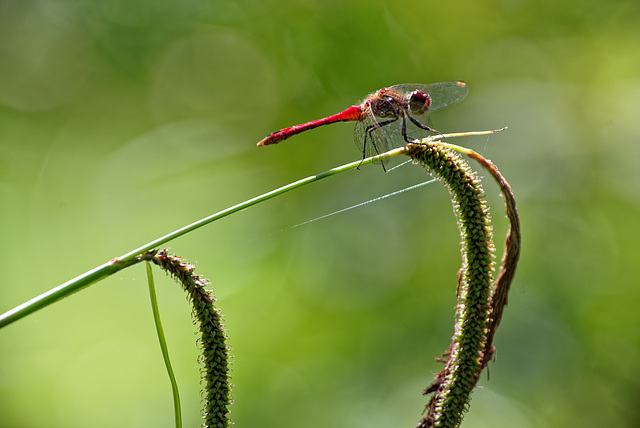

0,149,397,329
146,261,182,428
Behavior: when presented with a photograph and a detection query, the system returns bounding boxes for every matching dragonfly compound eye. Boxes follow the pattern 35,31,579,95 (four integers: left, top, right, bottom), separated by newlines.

408,90,431,115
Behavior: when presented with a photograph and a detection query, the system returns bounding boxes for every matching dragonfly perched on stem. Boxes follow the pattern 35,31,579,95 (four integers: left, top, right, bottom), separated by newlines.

258,81,469,169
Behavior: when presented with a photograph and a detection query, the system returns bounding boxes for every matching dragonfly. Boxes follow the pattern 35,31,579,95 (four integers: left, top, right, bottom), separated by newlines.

257,81,469,166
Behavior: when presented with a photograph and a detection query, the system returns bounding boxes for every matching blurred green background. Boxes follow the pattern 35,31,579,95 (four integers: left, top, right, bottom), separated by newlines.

1,0,639,427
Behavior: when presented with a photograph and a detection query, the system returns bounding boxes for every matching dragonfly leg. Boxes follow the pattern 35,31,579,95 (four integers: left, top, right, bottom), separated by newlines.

399,112,441,144
363,118,396,153
357,144,387,171
358,118,397,172
401,115,412,143
407,113,441,135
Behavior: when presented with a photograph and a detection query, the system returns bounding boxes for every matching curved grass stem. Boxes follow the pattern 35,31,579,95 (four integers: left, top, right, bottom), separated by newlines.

436,140,521,367
403,129,519,427
143,250,231,427
146,261,182,428
405,140,494,428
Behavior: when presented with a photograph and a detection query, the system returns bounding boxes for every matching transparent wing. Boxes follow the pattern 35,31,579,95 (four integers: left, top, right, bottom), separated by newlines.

390,81,468,111
354,107,403,164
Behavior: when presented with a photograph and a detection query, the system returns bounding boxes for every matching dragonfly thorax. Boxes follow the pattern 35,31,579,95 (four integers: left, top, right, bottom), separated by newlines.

368,89,405,119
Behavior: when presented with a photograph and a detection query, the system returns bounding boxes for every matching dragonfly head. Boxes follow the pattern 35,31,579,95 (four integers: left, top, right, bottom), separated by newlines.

407,90,431,116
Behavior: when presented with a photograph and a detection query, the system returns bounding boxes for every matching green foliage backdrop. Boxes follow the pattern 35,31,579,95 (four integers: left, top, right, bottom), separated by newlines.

0,1,638,427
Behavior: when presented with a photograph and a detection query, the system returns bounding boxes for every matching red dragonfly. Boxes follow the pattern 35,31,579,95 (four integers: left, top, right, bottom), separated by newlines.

258,81,468,165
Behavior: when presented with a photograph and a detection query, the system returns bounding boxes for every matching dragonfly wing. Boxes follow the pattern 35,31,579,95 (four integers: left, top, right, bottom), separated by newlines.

354,110,400,164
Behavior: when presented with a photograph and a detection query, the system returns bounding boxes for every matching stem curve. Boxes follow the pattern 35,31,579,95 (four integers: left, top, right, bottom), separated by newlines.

143,250,231,427
405,141,495,428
